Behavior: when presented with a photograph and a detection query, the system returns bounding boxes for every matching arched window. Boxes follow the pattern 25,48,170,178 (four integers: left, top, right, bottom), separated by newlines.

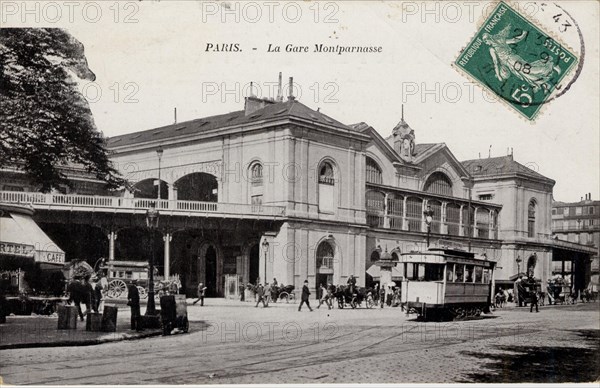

366,157,383,184
318,161,336,213
317,241,335,270
318,162,335,185
388,194,404,230
423,172,453,196
250,162,263,184
370,250,380,262
528,200,536,237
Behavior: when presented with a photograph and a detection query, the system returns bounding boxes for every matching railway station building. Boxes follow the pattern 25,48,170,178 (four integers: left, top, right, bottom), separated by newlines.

1,80,596,297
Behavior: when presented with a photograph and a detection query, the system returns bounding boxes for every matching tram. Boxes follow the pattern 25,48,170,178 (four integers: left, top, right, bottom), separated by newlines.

399,248,496,321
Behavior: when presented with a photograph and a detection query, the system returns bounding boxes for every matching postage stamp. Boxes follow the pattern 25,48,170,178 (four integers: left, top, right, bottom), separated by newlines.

454,1,578,121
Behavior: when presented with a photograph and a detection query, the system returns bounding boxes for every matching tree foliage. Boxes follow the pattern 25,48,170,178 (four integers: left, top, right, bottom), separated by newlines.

0,28,125,192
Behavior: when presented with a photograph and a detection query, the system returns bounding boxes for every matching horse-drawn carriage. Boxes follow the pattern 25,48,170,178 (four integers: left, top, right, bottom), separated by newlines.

519,277,545,307
100,261,180,300
333,285,374,309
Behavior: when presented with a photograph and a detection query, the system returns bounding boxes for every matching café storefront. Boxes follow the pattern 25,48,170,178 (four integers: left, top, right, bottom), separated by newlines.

0,203,65,296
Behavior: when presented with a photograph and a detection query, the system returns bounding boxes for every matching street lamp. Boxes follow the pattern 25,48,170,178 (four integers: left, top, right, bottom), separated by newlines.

423,205,434,248
145,206,159,315
156,146,164,206
516,255,522,277
261,240,269,285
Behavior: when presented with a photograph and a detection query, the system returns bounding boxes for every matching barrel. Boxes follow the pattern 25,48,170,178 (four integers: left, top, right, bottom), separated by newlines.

101,305,118,332
57,305,78,330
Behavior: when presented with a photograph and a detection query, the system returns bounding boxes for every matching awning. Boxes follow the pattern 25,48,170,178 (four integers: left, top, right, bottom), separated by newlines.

366,264,404,280
0,207,65,266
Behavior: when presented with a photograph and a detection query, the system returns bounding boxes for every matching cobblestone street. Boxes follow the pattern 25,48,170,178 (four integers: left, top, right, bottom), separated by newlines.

1,300,598,384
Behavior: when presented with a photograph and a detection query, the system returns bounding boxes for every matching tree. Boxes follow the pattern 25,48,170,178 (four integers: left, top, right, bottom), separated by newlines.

0,28,125,192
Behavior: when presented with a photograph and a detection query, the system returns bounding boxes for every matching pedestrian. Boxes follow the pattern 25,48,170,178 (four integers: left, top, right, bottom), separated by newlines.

92,276,103,312
255,283,268,308
530,290,539,313
193,282,207,306
127,279,141,331
347,275,356,295
298,280,313,312
239,282,245,302
317,284,331,309
379,283,386,308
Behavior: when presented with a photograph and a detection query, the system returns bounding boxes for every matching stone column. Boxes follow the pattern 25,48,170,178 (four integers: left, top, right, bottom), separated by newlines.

107,231,117,261
163,232,172,279
402,197,408,231
459,204,464,236
383,193,390,228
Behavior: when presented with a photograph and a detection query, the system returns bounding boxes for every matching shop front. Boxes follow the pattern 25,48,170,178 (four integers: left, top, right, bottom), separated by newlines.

1,203,66,315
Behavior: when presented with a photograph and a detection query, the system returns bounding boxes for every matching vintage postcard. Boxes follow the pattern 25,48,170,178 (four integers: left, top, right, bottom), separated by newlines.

0,1,598,387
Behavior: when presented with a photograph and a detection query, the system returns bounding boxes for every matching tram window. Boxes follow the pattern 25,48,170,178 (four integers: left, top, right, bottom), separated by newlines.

483,268,490,284
455,265,465,282
425,264,444,281
406,263,417,280
417,264,425,280
125,271,132,279
474,266,483,283
465,265,474,282
446,265,454,282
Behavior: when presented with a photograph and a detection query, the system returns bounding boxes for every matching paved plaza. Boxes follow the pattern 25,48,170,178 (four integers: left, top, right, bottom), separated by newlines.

0,300,598,384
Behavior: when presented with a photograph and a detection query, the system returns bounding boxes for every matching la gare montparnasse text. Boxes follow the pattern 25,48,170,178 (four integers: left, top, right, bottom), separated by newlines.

205,43,383,55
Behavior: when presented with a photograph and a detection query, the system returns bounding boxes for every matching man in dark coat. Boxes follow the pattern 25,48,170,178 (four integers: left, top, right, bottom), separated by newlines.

298,280,313,312
347,275,357,295
255,284,268,308
127,279,141,331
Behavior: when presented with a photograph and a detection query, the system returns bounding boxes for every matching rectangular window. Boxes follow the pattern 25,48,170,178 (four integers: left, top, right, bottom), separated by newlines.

482,268,490,284
465,265,474,282
563,207,569,216
455,265,465,282
576,207,582,215
478,194,494,201
589,207,594,215
528,220,535,237
474,266,483,283
551,209,557,215
446,265,454,282
251,195,263,212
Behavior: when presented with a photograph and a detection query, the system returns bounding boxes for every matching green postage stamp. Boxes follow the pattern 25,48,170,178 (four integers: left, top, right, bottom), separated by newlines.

454,1,578,121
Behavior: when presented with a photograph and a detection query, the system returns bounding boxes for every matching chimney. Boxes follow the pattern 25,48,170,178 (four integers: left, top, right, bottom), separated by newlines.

276,72,283,102
174,107,177,124
288,77,295,101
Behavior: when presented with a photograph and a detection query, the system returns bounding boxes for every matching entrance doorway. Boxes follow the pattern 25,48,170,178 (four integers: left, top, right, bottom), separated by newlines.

249,244,259,285
316,274,333,300
205,246,217,297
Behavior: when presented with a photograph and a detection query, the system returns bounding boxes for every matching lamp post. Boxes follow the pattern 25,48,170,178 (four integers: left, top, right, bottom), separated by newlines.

145,206,159,315
516,255,522,277
156,146,164,206
423,205,434,248
261,240,269,285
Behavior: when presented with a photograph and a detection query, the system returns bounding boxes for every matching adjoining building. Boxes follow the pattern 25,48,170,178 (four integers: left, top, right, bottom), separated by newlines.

552,194,600,289
1,76,596,298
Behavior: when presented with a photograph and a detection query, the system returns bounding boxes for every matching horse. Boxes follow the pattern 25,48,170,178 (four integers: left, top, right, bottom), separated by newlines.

67,279,93,320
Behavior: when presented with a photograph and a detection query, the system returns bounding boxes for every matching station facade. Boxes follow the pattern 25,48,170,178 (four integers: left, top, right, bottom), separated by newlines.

1,84,596,297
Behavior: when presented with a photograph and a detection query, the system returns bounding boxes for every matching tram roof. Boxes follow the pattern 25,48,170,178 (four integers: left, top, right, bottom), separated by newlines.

400,248,495,267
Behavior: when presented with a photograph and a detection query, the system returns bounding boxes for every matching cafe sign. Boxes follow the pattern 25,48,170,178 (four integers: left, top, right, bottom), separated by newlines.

39,251,65,264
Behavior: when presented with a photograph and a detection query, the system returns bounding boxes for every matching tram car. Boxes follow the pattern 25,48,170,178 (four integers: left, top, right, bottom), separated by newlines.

399,248,496,321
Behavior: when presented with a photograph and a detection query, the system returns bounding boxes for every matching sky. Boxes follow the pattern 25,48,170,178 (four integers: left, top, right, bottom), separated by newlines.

4,0,599,202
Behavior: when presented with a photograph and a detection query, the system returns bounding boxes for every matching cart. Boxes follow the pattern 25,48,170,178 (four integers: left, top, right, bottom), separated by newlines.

100,261,180,300
160,294,189,335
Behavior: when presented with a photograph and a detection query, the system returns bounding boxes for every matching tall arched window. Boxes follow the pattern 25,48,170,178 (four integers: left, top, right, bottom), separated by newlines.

250,162,263,185
316,241,335,270
528,200,536,237
318,162,335,185
406,197,423,232
423,172,453,196
366,157,383,184
318,161,336,213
